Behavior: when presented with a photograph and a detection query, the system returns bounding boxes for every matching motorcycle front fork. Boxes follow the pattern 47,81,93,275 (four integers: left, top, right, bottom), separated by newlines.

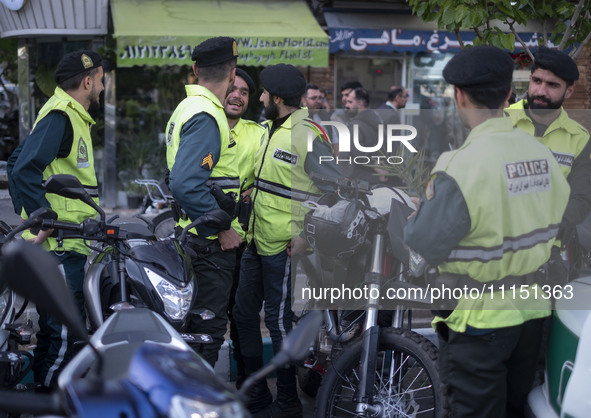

354,232,404,416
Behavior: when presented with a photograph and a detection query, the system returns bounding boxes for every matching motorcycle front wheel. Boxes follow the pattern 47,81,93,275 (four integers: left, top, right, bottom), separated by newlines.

315,327,445,417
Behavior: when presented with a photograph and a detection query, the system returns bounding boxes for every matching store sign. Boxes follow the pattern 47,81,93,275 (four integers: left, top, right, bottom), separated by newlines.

0,0,25,10
117,36,329,67
329,28,554,53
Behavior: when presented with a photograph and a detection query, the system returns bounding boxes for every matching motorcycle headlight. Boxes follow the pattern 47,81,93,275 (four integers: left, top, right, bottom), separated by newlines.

169,395,247,418
145,268,193,320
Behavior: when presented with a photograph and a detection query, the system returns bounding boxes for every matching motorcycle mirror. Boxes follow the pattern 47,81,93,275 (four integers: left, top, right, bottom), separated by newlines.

239,310,322,397
44,174,105,220
179,209,232,242
0,240,88,343
272,310,323,365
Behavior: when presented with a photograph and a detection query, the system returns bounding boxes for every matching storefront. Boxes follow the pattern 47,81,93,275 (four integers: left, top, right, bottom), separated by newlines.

326,10,548,107
0,0,329,207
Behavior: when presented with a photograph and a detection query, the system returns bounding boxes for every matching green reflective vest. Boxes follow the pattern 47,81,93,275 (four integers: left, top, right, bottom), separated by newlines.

507,100,590,178
165,85,240,236
250,109,322,256
432,117,570,332
21,87,98,255
232,118,264,191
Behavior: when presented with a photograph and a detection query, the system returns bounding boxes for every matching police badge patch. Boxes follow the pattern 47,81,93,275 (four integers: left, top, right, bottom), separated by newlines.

77,138,90,168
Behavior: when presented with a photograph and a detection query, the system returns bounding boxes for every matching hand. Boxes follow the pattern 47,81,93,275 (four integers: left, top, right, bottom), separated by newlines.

218,228,242,251
30,228,54,245
287,236,308,257
407,197,422,219
241,187,254,198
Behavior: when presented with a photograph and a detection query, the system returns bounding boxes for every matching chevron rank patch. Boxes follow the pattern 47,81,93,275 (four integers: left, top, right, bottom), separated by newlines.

201,153,214,171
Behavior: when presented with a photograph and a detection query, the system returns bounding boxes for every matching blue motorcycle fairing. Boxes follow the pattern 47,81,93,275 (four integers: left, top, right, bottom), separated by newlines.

128,344,239,416
64,379,158,418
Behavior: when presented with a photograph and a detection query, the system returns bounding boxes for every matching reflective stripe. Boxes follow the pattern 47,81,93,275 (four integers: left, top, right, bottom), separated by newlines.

206,177,240,189
44,263,69,387
448,224,560,262
277,256,291,339
255,178,321,202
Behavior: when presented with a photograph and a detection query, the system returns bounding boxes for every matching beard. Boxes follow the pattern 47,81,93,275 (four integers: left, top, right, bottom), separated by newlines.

88,82,102,110
265,99,280,121
527,91,564,111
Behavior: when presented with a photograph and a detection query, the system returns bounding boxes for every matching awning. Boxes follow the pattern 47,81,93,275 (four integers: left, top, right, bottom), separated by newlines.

325,11,550,54
112,0,329,67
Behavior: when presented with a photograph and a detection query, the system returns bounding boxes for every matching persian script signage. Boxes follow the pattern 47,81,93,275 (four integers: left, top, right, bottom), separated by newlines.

329,28,557,54
117,36,329,67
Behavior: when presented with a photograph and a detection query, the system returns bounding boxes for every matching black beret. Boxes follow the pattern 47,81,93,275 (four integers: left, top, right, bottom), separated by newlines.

191,37,238,67
443,45,513,88
260,64,306,99
533,47,579,82
236,68,256,94
54,50,102,84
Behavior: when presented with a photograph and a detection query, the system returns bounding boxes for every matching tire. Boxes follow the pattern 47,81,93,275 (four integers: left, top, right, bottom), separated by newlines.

316,327,445,417
152,211,175,239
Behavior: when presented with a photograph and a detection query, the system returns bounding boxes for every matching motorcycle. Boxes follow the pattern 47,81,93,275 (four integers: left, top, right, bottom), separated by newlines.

36,174,211,343
134,178,175,240
298,176,445,417
0,222,34,391
526,213,591,418
0,237,322,417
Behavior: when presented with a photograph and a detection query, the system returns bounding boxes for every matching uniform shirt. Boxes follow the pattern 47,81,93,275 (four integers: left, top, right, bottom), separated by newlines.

169,112,222,237
251,110,342,255
7,111,73,215
403,172,470,265
507,100,591,229
405,117,568,332
231,118,264,191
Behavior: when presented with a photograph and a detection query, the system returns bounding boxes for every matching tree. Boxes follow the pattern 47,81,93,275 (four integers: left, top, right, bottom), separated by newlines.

407,0,591,58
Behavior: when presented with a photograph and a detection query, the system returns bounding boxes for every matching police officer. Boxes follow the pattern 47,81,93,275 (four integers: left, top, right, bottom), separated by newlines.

165,37,242,367
507,47,591,250
404,46,569,417
223,67,265,388
233,64,341,417
7,50,104,389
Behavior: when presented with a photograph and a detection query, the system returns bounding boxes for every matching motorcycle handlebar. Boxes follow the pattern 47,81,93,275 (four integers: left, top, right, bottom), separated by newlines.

309,173,372,194
0,390,65,415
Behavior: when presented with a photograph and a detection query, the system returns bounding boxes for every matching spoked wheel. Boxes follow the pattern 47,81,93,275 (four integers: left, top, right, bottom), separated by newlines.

152,211,175,239
316,327,445,417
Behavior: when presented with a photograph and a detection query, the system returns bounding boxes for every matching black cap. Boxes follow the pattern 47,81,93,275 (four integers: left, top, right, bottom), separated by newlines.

236,68,256,94
191,37,238,67
260,64,306,99
533,47,579,82
443,45,513,89
54,50,102,84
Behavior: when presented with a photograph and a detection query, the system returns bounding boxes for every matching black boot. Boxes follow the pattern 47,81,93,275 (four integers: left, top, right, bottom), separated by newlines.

270,367,302,418
243,356,273,414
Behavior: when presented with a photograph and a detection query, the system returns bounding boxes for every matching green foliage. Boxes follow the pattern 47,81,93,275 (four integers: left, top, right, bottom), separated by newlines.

117,99,166,194
373,148,432,197
406,0,591,56
0,38,18,83
35,64,57,98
